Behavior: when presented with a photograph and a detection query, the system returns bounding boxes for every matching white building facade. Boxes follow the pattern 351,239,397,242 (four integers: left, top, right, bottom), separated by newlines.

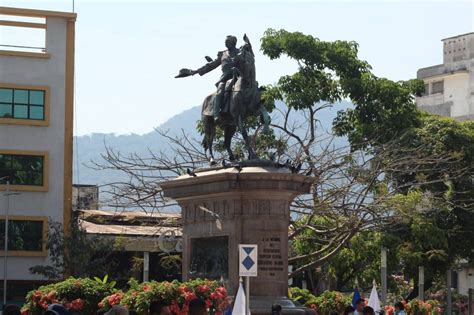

0,7,75,304
416,32,474,120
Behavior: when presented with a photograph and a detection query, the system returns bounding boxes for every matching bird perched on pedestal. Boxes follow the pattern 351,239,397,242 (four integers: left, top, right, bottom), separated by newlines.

187,168,197,177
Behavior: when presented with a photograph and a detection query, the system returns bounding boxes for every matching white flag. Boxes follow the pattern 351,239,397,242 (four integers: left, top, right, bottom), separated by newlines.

368,282,381,313
232,282,250,315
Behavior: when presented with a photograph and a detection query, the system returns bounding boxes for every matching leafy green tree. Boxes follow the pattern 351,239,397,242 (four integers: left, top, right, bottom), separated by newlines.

259,28,424,147
260,28,472,293
381,116,474,298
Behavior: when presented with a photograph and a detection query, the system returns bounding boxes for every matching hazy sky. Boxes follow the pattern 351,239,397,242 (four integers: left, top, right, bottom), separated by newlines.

3,0,473,135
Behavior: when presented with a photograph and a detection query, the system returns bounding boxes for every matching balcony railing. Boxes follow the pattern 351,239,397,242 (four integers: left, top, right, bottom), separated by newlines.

0,15,47,57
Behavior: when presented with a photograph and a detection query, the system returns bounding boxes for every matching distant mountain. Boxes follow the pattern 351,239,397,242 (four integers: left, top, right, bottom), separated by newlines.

73,101,351,186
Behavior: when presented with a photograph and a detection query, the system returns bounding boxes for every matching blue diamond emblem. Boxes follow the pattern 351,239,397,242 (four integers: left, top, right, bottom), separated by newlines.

243,247,254,255
242,256,255,270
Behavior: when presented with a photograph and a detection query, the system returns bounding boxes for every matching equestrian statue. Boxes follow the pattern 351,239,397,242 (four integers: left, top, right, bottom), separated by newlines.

175,34,270,165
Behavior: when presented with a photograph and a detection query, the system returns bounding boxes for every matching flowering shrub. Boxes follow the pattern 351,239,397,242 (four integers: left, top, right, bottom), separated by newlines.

22,277,117,315
289,288,351,315
384,299,442,315
99,278,227,315
289,287,318,306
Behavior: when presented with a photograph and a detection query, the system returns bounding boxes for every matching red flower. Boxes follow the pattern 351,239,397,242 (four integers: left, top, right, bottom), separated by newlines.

47,291,56,301
198,285,210,293
310,304,317,310
143,284,151,292
178,286,192,294
32,291,43,303
384,305,394,315
216,287,227,295
107,293,123,306
71,298,84,310
183,292,197,302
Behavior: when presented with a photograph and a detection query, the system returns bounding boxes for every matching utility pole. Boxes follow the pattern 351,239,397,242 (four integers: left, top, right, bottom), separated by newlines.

3,181,10,310
143,251,149,282
2,180,19,310
469,288,473,315
446,269,452,315
381,247,387,305
418,266,425,300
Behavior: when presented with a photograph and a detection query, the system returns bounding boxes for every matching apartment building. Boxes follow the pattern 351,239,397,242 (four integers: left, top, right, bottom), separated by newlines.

416,32,474,120
0,6,76,304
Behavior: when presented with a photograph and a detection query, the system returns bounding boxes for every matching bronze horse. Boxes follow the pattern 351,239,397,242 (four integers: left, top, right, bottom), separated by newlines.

201,36,270,164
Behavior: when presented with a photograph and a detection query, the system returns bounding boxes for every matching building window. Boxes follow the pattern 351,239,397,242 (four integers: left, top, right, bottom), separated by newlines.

451,270,458,289
0,220,43,251
422,83,429,96
0,151,48,191
0,87,45,120
432,81,444,94
0,84,49,126
0,217,46,255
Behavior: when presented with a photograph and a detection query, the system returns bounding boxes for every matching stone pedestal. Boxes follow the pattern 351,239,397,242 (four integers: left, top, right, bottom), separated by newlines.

161,162,315,315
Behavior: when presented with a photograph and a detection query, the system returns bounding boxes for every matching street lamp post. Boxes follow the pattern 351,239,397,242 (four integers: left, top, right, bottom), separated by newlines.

2,180,19,310
381,247,387,305
3,180,10,310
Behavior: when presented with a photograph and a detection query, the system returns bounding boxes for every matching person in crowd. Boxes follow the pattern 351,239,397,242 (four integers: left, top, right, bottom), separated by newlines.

188,299,207,315
362,306,374,315
4,304,21,315
354,299,365,315
104,305,129,315
149,301,171,315
44,304,69,315
343,305,355,315
271,304,282,315
394,302,406,315
223,296,233,315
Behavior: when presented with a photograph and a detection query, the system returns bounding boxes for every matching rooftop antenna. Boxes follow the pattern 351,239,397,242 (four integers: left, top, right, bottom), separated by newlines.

72,0,75,13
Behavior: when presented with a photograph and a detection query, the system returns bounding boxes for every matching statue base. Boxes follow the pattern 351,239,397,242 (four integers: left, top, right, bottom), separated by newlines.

161,161,315,315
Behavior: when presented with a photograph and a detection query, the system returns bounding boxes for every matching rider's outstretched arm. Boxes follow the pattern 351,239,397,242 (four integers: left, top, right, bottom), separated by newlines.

196,51,223,76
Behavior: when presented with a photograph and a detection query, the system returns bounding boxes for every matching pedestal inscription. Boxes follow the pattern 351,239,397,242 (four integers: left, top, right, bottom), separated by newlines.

259,236,284,278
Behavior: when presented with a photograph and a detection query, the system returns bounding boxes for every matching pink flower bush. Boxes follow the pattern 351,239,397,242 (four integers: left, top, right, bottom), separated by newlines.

100,279,227,315
22,278,116,315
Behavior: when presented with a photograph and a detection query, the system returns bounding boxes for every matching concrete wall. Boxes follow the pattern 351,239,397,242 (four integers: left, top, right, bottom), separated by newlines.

458,267,474,296
0,17,68,280
445,72,470,117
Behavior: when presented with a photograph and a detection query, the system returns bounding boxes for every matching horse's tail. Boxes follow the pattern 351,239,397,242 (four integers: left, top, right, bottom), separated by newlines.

201,130,209,150
201,115,215,151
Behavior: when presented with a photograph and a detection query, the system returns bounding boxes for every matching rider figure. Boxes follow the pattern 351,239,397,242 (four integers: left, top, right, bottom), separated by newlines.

191,35,239,119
